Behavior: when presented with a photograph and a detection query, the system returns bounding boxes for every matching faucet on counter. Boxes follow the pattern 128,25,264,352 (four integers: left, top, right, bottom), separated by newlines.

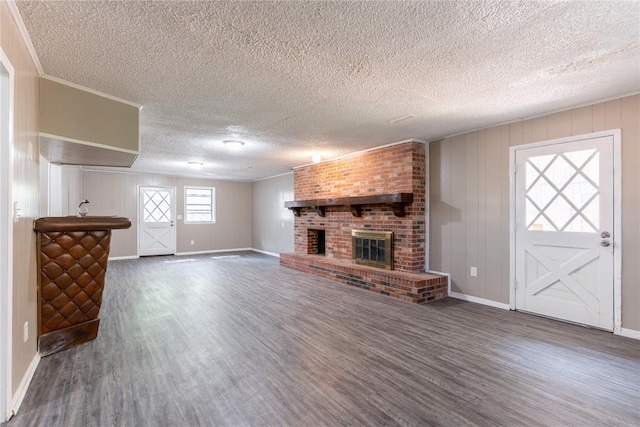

77,199,90,217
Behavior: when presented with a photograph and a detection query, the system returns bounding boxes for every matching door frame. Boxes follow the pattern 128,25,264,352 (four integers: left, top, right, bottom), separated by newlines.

137,185,177,256
0,46,15,421
509,129,622,332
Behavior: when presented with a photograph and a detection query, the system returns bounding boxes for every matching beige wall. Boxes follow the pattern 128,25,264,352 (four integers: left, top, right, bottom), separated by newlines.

251,173,294,255
1,1,40,397
39,78,139,152
72,170,252,258
430,94,640,331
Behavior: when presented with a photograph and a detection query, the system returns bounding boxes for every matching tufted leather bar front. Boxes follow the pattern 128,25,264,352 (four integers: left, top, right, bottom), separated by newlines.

34,216,131,356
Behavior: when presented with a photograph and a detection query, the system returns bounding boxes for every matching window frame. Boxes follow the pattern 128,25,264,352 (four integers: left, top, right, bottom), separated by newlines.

184,186,216,224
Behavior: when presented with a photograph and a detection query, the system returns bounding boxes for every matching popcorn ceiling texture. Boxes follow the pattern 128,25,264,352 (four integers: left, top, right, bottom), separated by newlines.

16,1,640,180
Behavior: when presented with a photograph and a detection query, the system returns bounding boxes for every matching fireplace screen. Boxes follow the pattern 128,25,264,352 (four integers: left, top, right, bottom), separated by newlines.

351,230,393,270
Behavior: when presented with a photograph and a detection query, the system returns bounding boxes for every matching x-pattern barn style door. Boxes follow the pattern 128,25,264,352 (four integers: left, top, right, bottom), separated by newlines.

138,186,176,256
514,134,615,330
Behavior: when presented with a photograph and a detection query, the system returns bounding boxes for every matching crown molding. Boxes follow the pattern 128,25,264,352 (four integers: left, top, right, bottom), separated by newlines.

5,1,43,75
293,138,427,169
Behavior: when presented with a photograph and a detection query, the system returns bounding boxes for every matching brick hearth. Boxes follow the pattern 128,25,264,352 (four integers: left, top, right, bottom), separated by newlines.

280,253,447,304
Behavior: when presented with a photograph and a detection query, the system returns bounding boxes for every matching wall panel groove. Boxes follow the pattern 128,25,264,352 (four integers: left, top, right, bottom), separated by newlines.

430,94,640,330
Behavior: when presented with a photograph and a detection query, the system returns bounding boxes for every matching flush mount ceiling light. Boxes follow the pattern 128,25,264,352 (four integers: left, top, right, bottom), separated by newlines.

223,140,245,150
188,161,203,169
388,114,415,124
311,147,321,164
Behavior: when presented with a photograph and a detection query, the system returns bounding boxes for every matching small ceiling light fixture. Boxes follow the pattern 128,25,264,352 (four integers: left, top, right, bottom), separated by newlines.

388,114,415,124
188,161,203,169
223,139,245,150
311,148,322,164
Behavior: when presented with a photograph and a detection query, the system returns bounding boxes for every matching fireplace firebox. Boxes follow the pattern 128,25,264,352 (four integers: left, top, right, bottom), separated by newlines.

307,229,325,255
351,230,393,270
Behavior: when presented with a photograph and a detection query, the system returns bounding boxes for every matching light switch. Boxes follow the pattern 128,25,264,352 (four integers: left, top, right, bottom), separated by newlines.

470,267,478,277
13,201,20,222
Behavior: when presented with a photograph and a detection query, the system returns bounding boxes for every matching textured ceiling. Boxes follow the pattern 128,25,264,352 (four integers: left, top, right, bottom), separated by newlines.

16,0,640,181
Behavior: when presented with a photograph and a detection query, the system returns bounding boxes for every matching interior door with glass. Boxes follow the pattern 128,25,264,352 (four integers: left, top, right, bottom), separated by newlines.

138,186,176,256
514,136,614,330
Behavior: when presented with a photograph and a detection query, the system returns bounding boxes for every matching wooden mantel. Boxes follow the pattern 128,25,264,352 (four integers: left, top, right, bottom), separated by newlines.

285,193,413,217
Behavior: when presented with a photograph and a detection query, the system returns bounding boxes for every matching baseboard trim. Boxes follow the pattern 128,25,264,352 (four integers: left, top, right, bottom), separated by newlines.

448,291,511,310
427,270,450,291
109,255,139,261
10,353,40,417
615,327,640,340
176,248,252,256
251,248,280,258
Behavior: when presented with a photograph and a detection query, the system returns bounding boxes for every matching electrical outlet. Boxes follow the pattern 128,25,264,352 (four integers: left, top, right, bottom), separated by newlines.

190,240,195,245
470,267,478,277
23,321,28,342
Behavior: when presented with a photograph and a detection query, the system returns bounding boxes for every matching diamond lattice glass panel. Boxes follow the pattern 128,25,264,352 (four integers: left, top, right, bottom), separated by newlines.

580,195,599,231
529,214,556,231
526,199,540,228
546,196,575,230
529,154,556,171
545,156,575,189
143,190,171,223
524,147,602,233
526,162,537,189
152,192,164,205
565,215,595,233
582,152,600,186
527,178,556,210
565,149,595,168
564,175,598,210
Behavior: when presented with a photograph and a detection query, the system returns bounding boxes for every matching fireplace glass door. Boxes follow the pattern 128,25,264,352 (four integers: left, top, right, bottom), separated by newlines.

352,230,393,270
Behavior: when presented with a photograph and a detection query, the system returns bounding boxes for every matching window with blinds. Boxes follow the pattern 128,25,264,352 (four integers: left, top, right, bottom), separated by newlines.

184,187,216,224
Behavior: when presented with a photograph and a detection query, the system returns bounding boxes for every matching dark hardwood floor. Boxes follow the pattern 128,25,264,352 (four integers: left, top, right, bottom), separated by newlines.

6,251,640,426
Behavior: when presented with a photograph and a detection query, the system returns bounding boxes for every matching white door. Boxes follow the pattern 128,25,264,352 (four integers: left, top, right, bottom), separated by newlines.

138,186,176,256
514,136,615,330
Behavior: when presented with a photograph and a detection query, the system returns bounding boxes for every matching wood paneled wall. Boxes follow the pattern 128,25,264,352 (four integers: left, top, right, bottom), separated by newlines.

430,94,640,331
1,1,40,397
251,173,295,255
69,170,252,258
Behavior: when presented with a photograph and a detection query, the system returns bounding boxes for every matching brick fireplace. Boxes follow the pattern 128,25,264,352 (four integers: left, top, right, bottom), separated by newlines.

280,141,447,304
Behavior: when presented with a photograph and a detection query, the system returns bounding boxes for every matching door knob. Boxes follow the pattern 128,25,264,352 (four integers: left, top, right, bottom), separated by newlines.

600,240,610,247
601,231,611,238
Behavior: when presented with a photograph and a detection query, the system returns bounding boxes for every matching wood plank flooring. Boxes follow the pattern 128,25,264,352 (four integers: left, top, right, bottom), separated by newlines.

5,251,640,426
